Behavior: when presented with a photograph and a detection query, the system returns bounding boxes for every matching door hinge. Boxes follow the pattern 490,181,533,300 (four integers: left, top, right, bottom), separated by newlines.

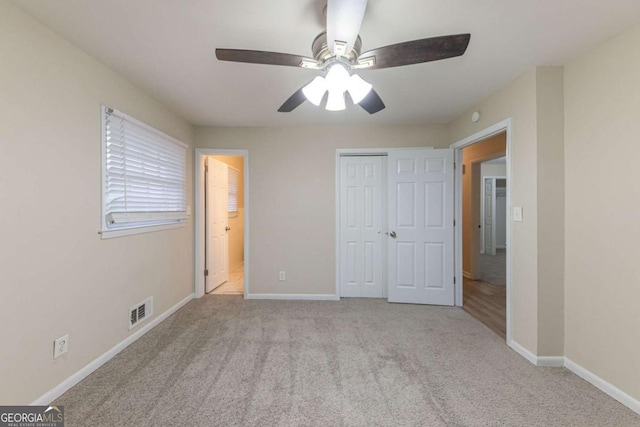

204,269,209,277
204,164,208,173
453,219,456,226
453,276,456,284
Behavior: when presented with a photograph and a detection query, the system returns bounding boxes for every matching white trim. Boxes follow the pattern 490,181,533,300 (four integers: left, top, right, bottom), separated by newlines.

99,222,185,239
31,293,194,405
195,149,249,299
565,358,640,415
507,346,640,415
509,340,539,365
246,293,340,301
509,341,564,367
537,356,565,368
451,118,513,344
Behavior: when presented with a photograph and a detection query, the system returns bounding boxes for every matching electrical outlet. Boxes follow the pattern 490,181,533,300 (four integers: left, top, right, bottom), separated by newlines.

54,334,69,359
279,271,286,281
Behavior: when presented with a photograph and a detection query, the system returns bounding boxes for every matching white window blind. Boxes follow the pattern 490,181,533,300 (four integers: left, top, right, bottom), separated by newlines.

228,167,239,212
103,107,187,230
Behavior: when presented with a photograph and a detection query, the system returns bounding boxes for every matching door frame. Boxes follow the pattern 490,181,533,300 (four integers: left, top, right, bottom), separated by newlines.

195,148,249,299
450,119,513,344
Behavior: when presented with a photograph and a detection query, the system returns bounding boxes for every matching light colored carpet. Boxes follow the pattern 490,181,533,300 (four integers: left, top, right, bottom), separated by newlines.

54,297,639,426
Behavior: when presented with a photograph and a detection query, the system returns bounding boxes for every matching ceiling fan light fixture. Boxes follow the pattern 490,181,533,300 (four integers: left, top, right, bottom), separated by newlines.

302,76,327,106
347,74,372,104
325,90,346,111
325,63,350,94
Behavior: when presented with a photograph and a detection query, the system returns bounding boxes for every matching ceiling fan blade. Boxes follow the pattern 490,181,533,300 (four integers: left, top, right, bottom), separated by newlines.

359,89,385,114
357,34,471,70
326,0,368,56
278,87,307,113
216,49,318,68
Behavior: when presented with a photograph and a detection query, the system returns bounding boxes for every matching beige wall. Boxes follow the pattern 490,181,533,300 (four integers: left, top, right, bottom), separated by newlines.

448,67,564,356
564,24,640,401
481,162,507,179
212,155,245,269
0,1,194,404
535,67,565,356
461,133,506,278
196,125,448,295
448,70,540,352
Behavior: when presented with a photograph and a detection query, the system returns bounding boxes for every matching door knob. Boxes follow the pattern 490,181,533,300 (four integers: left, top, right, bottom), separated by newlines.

225,226,231,231
389,231,397,239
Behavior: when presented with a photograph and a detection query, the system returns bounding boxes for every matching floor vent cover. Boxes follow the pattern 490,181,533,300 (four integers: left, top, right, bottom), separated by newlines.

129,297,153,330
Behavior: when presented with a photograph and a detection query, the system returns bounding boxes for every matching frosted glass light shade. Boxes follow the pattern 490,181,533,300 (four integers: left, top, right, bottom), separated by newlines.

302,76,327,106
325,63,350,94
347,74,372,104
326,90,346,111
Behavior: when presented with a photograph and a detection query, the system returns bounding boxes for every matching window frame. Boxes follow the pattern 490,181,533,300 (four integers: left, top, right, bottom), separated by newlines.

100,106,188,239
227,166,240,216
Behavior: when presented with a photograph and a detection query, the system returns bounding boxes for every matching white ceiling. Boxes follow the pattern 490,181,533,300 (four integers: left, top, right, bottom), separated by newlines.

13,0,640,127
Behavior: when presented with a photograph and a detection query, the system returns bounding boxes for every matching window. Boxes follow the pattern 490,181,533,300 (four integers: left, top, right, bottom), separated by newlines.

228,167,239,213
101,106,187,238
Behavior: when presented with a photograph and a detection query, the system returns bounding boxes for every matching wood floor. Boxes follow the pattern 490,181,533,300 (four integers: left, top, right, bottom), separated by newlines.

463,278,506,339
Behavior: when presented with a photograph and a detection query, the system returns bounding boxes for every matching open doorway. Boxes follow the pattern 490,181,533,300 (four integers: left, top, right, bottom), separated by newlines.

195,149,249,299
460,132,507,338
205,155,245,295
452,120,512,344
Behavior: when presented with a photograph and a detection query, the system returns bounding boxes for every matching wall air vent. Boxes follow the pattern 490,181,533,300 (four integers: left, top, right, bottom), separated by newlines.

129,297,153,330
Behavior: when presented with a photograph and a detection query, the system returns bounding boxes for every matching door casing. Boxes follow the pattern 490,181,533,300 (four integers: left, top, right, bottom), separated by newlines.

195,148,249,299
450,119,513,345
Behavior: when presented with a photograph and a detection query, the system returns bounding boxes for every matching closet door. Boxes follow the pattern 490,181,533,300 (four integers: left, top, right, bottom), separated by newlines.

339,156,385,298
387,149,454,305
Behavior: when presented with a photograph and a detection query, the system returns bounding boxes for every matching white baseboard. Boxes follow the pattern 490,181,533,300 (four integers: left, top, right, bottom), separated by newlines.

246,293,339,301
509,341,563,367
565,358,640,415
509,340,539,365
536,356,565,367
509,342,639,415
31,293,194,405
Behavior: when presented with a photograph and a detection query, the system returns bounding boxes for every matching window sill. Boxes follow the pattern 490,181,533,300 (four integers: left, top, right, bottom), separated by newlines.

100,222,186,240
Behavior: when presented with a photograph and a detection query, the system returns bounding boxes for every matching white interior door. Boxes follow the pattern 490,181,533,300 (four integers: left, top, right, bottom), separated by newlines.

387,149,454,305
206,157,229,293
495,184,507,248
339,156,385,298
483,177,496,255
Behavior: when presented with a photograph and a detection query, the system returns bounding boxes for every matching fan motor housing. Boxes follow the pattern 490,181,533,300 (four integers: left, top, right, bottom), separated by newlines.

312,31,362,66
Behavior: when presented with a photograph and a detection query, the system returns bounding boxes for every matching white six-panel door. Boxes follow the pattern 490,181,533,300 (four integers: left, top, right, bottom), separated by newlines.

206,157,229,293
387,149,454,305
339,156,385,298
483,177,496,255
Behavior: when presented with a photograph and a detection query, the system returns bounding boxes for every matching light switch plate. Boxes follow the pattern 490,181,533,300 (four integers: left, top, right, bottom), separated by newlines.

513,207,523,222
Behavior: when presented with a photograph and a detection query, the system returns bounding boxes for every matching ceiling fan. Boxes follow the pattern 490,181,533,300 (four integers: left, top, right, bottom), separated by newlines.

215,0,470,114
